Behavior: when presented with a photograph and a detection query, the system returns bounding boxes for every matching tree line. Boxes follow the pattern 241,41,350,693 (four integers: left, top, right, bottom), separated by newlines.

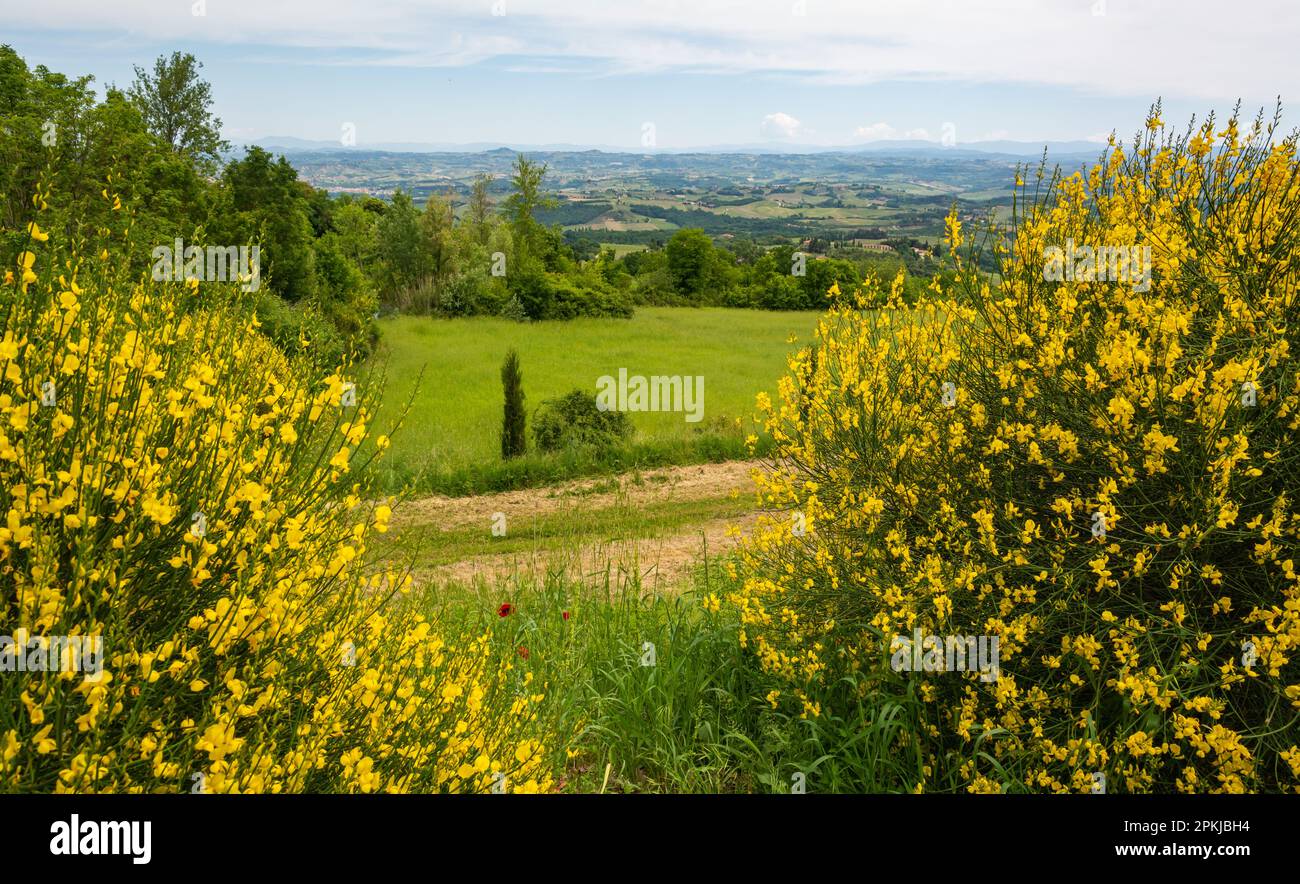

2,45,947,366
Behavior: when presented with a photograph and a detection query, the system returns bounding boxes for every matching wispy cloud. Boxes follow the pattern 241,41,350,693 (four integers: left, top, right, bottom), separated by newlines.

9,0,1299,100
852,122,933,142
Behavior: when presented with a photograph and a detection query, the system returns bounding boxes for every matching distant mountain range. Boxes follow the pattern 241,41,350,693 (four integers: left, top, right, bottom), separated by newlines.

243,135,1106,160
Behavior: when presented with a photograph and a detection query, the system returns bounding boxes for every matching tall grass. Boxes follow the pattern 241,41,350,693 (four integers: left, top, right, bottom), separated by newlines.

416,560,940,793
420,564,767,792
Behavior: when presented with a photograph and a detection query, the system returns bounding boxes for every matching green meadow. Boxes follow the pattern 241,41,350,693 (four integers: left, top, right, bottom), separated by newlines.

370,307,818,493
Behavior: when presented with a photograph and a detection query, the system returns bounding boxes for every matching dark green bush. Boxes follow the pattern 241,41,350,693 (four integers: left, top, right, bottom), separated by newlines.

254,290,351,368
508,266,633,320
533,388,633,453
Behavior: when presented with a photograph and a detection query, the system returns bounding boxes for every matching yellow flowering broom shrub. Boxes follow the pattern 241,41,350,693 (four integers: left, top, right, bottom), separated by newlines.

0,182,552,792
733,105,1300,793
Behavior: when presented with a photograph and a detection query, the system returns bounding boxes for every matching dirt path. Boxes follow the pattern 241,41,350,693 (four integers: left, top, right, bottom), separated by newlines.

420,514,757,589
393,459,763,529
394,460,768,590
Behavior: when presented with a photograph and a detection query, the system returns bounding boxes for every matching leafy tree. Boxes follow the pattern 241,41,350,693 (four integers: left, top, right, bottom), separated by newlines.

503,155,554,261
215,146,317,302
724,237,762,265
128,52,228,170
374,190,427,304
299,181,334,237
313,231,375,348
0,46,207,268
798,255,859,309
594,247,629,287
665,228,717,299
2,46,372,362
568,235,601,263
467,173,494,245
421,192,455,282
507,266,553,320
332,200,379,269
0,46,93,232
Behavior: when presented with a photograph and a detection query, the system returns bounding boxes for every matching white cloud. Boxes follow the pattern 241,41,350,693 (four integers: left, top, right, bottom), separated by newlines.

7,0,1300,101
761,112,803,139
852,123,933,142
853,122,896,141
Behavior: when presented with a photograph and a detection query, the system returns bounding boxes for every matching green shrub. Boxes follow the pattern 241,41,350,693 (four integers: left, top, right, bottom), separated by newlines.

533,389,633,454
508,266,632,320
734,107,1300,794
253,290,351,368
2,206,556,794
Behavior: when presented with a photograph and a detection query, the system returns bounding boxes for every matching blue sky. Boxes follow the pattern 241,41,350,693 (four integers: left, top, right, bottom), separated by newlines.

4,0,1297,149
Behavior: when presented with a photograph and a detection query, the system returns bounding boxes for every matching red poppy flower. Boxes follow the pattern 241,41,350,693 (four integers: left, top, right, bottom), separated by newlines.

498,603,512,617
562,610,570,621
517,646,529,660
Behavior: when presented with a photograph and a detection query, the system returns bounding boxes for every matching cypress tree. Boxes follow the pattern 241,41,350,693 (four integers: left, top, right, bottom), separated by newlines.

500,348,526,458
